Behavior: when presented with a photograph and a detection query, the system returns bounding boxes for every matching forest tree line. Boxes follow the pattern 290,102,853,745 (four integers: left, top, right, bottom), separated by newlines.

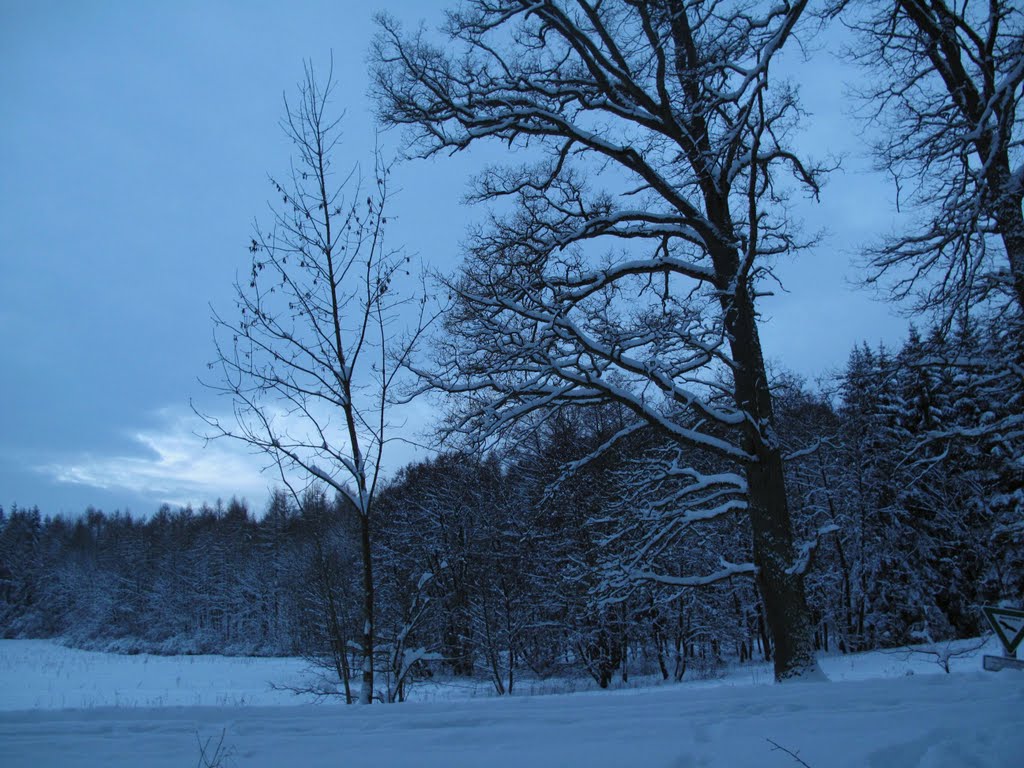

2,315,1020,700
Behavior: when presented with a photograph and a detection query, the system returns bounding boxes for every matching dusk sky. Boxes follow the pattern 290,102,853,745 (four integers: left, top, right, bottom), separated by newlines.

2,1,909,517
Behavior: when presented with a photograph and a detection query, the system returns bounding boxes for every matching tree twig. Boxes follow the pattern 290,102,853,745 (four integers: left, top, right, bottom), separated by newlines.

767,738,812,768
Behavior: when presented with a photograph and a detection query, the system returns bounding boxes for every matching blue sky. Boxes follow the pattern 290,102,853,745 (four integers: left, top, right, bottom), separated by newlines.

1,1,907,517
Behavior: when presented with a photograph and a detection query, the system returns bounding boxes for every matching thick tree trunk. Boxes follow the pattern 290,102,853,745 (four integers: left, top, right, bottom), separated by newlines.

995,195,1024,318
722,270,820,681
978,144,1024,318
744,445,819,680
358,512,375,704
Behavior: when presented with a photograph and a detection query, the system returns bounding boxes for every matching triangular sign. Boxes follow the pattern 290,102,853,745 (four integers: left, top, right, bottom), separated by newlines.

982,606,1024,655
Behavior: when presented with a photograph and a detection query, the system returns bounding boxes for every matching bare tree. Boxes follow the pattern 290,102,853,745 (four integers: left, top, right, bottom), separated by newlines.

373,0,826,681
835,0,1024,322
201,61,430,704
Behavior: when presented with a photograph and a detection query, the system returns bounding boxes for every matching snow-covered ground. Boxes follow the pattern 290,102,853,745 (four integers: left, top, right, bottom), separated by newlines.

1,639,1021,767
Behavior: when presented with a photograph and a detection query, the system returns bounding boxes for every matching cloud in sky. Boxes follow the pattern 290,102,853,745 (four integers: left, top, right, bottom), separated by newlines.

39,408,272,509
36,398,439,512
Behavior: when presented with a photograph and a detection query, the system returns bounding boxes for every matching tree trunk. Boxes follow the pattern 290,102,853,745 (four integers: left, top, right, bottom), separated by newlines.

722,269,819,681
995,194,1024,319
673,605,687,682
744,436,819,679
834,534,853,653
358,512,374,704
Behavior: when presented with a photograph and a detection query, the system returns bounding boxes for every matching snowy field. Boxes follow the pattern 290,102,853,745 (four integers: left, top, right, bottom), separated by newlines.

0,639,1021,767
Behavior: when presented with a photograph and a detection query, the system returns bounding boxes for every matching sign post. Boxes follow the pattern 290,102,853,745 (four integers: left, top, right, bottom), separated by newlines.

982,606,1024,672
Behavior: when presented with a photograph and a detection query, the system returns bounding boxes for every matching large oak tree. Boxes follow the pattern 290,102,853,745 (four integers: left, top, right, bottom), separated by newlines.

373,0,825,680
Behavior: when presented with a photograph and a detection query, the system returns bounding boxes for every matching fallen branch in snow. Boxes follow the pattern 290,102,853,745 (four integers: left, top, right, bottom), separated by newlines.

766,738,813,767
270,674,351,703
885,636,990,674
195,728,234,768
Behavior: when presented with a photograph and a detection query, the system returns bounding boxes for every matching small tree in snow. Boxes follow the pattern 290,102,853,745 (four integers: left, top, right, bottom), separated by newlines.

201,61,430,704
